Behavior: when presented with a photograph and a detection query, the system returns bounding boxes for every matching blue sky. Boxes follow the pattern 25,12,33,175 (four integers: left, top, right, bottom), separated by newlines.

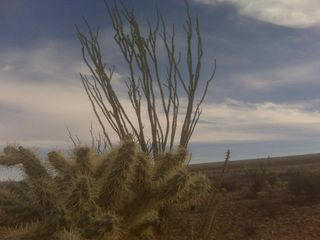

1,0,320,172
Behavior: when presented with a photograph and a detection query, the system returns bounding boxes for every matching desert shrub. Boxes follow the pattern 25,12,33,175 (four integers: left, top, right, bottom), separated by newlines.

287,170,320,203
244,164,279,198
256,181,289,218
219,176,242,192
0,138,210,240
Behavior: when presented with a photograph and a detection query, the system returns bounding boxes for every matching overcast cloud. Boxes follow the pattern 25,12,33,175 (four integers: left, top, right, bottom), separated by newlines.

1,0,320,173
192,0,320,28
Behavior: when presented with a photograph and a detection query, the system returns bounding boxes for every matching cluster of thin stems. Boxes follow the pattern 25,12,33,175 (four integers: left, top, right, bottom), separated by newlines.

76,0,216,157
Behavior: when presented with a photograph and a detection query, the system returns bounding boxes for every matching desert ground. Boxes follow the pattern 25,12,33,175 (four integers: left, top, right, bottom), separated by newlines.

1,152,320,239
170,153,320,239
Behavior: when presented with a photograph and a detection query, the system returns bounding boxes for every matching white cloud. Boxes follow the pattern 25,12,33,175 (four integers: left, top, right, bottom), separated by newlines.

1,65,13,72
0,78,93,147
193,0,320,28
2,39,320,150
234,61,320,90
2,53,320,147
0,43,103,147
192,98,320,142
0,42,162,148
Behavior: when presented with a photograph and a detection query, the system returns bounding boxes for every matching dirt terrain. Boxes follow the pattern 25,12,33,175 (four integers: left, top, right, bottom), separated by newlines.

175,153,320,240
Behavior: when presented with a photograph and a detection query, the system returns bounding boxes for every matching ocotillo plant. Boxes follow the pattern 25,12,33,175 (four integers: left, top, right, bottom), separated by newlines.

0,138,210,240
77,0,216,157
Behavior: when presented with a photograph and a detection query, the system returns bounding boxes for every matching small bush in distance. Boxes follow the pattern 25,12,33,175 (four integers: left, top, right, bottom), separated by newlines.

219,175,242,193
244,163,279,198
0,138,210,240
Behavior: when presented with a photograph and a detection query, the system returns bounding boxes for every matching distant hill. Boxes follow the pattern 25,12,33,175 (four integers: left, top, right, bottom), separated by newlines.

189,152,320,176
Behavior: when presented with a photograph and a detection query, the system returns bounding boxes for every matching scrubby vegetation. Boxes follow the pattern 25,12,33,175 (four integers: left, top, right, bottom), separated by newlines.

0,138,210,240
287,170,320,203
243,163,280,198
174,160,320,240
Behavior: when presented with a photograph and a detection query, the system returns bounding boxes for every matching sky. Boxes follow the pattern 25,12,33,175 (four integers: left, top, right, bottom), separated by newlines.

1,0,320,178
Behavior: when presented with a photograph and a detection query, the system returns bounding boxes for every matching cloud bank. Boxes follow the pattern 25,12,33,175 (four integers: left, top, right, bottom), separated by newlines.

193,0,320,28
193,99,320,142
1,39,320,149
235,60,320,90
